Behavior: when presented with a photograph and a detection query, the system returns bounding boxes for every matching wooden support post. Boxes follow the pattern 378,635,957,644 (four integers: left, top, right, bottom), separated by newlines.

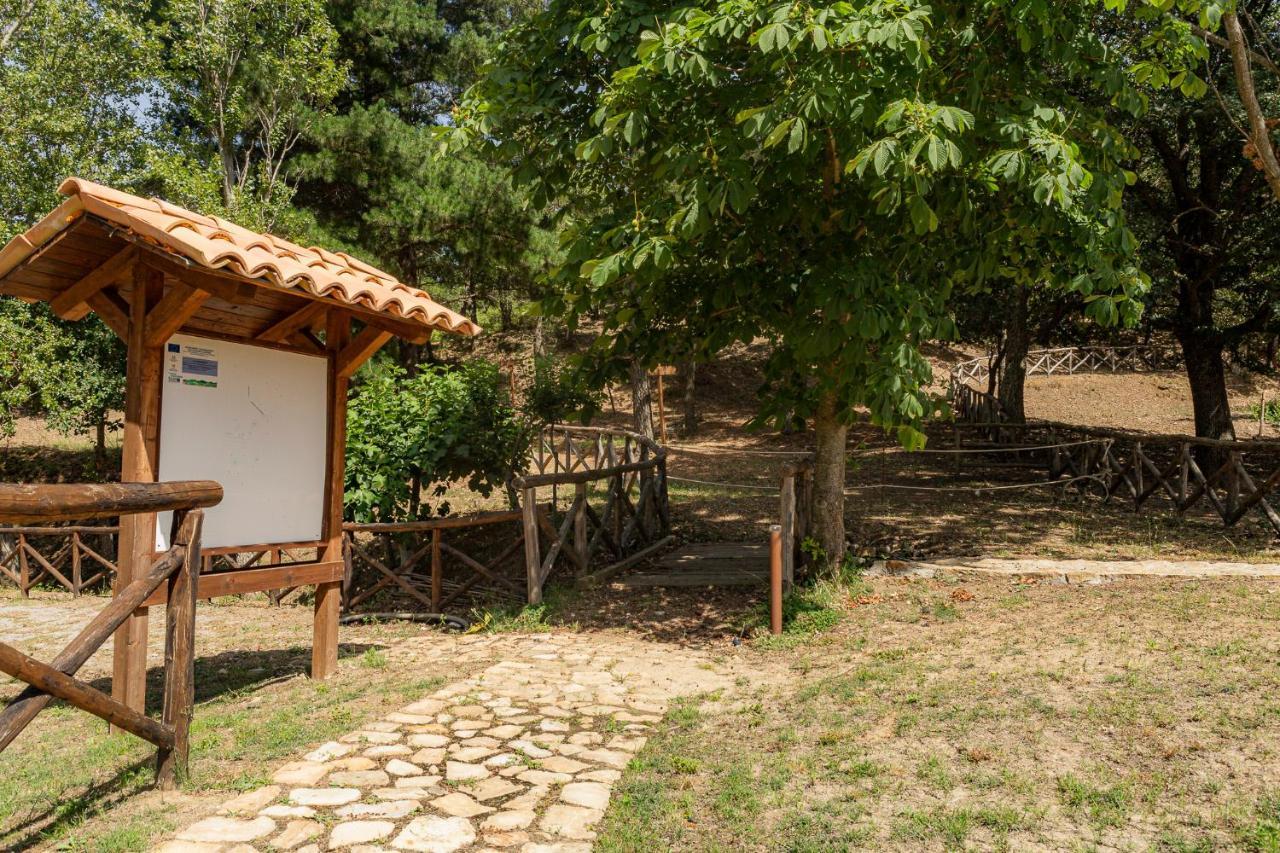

313,311,349,680
655,371,667,444
769,524,783,635
157,510,201,788
430,528,443,611
521,487,542,605
779,467,796,591
113,260,164,723
574,482,588,575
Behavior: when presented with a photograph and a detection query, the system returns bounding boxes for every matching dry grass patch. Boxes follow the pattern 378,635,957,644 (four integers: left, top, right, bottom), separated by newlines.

599,574,1280,851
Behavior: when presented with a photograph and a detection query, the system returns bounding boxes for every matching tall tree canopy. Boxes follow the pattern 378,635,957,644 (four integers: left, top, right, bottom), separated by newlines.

449,0,1150,562
291,0,554,355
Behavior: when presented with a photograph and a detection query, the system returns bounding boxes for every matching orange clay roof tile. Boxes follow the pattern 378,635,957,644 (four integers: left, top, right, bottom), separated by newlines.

0,178,479,336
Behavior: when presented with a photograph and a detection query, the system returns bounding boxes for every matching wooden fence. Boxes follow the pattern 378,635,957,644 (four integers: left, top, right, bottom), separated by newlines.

0,525,118,595
950,344,1280,536
0,481,221,788
342,507,547,613
514,425,672,603
951,344,1181,390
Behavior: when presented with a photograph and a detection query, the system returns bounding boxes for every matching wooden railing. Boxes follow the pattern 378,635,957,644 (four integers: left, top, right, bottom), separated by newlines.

342,507,549,613
514,425,673,602
948,345,1280,537
0,481,222,788
951,344,1181,391
0,524,118,595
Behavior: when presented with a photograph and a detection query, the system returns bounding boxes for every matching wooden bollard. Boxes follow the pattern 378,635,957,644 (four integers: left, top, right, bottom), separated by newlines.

769,524,783,635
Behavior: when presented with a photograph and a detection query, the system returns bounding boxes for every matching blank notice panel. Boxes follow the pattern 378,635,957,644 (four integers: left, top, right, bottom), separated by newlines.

155,334,328,550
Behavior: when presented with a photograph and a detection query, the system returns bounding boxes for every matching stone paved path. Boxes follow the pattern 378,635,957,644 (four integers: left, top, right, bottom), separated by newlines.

155,632,735,853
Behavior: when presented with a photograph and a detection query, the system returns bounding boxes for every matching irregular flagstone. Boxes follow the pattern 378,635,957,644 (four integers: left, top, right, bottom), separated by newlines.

289,788,362,807
392,815,476,852
539,804,604,840
177,816,276,844
432,791,493,818
336,799,420,819
272,761,328,786
329,769,392,787
329,820,395,847
560,782,610,810
217,785,280,815
260,804,316,819
270,819,323,850
159,631,741,853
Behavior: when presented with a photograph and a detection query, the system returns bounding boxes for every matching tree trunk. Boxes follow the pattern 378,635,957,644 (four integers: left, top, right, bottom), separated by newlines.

810,389,847,573
532,317,547,360
997,285,1030,423
680,360,697,437
94,417,107,476
629,360,654,440
1179,334,1236,441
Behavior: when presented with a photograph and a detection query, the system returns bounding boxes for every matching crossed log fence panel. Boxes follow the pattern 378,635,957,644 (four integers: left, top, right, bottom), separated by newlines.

0,481,222,789
341,507,544,614
948,345,1280,536
518,425,673,603
0,525,119,595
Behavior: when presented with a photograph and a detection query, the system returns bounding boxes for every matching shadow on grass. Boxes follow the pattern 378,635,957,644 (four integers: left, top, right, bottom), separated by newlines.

1,752,157,852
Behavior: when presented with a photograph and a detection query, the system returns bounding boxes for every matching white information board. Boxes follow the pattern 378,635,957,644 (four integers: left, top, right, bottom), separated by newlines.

156,334,328,550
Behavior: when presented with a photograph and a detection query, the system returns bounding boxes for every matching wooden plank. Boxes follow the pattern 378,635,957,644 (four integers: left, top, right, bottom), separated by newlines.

112,261,163,722
50,246,137,320
314,311,349,681
140,560,344,607
522,487,541,605
256,300,327,343
579,535,676,587
144,283,210,347
86,290,129,338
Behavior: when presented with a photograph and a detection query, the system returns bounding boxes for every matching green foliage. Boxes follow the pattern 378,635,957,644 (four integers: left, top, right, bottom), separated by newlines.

450,0,1151,436
523,356,602,425
0,299,125,459
151,0,346,229
0,0,159,242
291,0,555,327
1248,399,1280,427
344,359,527,523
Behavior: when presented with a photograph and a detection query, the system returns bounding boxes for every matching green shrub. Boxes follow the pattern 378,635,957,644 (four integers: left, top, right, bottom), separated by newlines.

344,360,527,522
523,355,601,425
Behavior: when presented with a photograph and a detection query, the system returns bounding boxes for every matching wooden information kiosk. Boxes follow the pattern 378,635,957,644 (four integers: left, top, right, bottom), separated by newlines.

0,178,478,716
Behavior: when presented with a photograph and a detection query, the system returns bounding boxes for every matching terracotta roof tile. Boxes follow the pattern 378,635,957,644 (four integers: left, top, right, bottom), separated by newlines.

0,178,480,336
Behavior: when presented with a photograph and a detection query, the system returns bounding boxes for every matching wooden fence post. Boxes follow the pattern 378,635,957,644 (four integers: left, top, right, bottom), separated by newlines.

430,528,443,611
574,482,588,575
521,486,542,605
779,466,796,591
157,509,201,789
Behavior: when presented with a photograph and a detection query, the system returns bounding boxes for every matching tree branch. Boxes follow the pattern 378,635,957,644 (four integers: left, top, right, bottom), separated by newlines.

1224,12,1280,201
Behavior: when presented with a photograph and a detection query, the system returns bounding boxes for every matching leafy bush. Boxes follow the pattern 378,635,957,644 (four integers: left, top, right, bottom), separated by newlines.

1246,398,1280,427
344,360,527,523
523,355,601,425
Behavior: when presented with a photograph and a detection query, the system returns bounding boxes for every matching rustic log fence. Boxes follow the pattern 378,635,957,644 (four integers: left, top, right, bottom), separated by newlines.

949,344,1280,536
0,524,118,595
341,507,550,614
0,481,221,788
515,425,673,603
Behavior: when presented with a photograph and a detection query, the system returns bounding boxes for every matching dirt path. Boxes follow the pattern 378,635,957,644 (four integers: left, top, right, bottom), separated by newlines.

154,631,751,852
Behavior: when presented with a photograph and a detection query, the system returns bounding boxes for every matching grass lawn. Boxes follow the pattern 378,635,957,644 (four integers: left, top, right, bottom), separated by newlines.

597,573,1280,852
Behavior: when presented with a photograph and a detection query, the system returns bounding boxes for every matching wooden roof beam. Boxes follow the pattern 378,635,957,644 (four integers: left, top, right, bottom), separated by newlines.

85,289,129,339
50,246,137,321
257,300,327,343
145,282,211,348
336,325,395,379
